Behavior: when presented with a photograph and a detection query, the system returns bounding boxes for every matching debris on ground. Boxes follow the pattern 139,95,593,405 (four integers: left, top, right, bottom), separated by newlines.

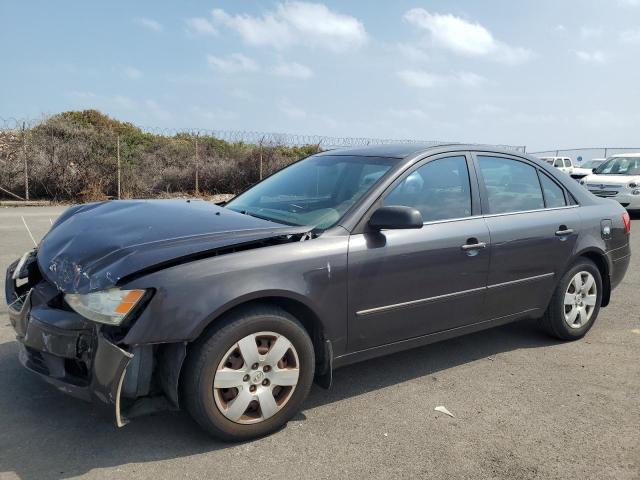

434,406,455,418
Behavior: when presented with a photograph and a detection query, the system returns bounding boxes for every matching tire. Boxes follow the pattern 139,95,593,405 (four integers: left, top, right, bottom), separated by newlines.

540,258,603,340
182,305,315,441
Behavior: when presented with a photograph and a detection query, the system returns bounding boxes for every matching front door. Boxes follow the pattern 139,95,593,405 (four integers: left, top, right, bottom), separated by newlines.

347,154,491,352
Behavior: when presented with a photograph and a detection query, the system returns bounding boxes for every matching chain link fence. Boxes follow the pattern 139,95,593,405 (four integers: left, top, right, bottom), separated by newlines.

0,112,527,202
530,147,640,163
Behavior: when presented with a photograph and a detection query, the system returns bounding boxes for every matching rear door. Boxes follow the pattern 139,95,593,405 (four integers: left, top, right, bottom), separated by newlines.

474,153,580,320
347,153,491,351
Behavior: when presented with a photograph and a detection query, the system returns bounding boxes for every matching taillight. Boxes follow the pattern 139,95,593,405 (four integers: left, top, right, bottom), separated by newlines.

622,212,631,234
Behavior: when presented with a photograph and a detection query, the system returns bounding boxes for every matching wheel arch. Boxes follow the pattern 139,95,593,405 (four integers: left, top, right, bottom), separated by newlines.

178,292,331,395
574,248,611,307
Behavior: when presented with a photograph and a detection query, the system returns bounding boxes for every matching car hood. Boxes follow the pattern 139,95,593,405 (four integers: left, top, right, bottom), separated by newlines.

583,174,640,185
37,200,310,294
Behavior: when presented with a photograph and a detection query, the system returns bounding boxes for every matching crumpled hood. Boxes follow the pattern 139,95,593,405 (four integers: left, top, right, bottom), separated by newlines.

38,200,309,294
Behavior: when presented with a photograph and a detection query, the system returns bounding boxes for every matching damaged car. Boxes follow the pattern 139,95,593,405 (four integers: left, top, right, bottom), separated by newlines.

6,144,631,441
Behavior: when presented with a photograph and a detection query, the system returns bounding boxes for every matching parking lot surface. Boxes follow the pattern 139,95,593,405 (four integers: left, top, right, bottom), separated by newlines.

0,206,638,480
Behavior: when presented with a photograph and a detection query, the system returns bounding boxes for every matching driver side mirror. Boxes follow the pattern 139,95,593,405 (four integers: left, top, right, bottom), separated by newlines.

592,168,598,173
368,206,423,230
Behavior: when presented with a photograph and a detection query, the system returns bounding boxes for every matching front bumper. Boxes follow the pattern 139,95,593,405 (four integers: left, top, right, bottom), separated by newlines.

587,188,640,210
6,257,134,427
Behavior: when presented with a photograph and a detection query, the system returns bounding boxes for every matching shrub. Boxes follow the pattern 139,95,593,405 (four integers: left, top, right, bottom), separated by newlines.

0,110,321,201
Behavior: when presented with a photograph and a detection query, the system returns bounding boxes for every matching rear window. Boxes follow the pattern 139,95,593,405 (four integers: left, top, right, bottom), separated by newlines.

539,173,567,208
478,156,545,214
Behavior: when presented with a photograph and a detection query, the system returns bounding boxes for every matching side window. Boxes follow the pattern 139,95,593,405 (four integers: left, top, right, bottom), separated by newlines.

554,159,563,167
477,156,545,214
539,173,567,208
564,159,572,168
382,156,472,222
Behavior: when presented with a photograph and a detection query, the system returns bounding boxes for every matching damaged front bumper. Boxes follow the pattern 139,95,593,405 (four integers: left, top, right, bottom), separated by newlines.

7,256,137,427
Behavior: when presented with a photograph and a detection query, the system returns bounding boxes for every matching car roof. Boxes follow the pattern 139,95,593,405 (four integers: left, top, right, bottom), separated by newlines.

611,152,640,158
316,143,526,159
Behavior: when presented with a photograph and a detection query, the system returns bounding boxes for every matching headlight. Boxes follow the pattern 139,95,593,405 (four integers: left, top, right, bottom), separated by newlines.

629,182,638,188
65,289,146,325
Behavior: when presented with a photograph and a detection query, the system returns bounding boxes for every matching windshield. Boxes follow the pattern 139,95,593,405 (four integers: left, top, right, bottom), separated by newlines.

581,160,603,169
594,156,640,175
226,155,395,229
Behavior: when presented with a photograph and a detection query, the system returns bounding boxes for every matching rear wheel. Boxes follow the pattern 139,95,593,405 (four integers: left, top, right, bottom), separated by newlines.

540,259,603,340
182,305,315,441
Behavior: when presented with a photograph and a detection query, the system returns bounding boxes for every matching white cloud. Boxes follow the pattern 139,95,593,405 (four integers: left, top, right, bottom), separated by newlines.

207,53,259,73
136,18,163,32
404,9,532,65
278,100,307,119
473,104,505,115
271,61,313,79
580,26,603,39
123,66,142,79
211,2,367,52
186,17,218,36
620,28,640,43
456,72,487,87
618,0,639,6
397,70,487,89
573,50,606,63
397,70,441,88
388,108,429,120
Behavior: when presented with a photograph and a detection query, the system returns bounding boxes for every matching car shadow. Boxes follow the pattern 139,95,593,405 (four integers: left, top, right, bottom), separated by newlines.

0,318,558,480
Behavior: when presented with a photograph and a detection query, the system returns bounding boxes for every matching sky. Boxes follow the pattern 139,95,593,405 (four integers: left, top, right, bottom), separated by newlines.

2,0,640,151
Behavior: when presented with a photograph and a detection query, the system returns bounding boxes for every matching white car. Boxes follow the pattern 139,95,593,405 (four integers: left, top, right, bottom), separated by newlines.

580,153,640,211
539,156,574,175
570,159,606,180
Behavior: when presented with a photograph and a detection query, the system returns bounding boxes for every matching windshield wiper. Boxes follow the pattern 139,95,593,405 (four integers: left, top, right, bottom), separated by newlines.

238,209,302,227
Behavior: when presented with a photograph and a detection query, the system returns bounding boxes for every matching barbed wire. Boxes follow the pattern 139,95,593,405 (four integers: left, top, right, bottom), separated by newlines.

530,147,640,161
0,116,526,152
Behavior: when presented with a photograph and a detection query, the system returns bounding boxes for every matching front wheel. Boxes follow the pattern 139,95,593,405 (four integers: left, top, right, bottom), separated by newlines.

182,305,315,441
540,258,603,340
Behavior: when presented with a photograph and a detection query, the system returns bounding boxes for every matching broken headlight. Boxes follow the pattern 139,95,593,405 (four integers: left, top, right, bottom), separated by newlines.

65,289,146,325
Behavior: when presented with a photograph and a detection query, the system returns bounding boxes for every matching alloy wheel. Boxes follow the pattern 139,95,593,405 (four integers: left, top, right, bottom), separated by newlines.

213,331,300,424
563,271,597,329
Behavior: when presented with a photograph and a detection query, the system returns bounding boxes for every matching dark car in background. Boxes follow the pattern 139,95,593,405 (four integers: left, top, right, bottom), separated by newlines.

6,144,631,441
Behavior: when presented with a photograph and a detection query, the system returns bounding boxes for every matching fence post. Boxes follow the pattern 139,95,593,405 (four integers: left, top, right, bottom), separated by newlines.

603,148,608,158
117,134,121,199
259,136,265,180
22,122,29,200
195,134,199,195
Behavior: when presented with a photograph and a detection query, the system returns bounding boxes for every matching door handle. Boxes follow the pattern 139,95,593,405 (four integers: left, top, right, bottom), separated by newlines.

461,241,487,251
555,228,574,236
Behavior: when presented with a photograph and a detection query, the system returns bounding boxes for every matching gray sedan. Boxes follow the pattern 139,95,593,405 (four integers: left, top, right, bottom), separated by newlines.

6,144,631,441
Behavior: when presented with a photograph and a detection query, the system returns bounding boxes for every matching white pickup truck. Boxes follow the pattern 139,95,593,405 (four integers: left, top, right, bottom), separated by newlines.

539,156,574,175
